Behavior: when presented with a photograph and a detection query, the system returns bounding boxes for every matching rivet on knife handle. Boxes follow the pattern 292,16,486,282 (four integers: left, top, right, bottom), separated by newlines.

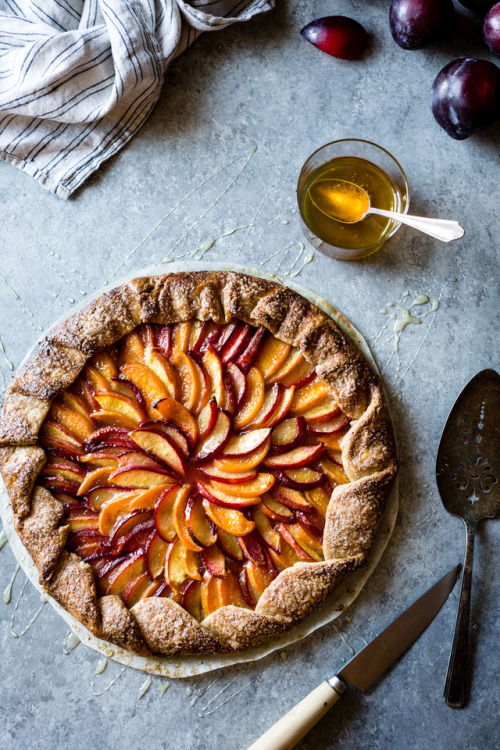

247,679,346,750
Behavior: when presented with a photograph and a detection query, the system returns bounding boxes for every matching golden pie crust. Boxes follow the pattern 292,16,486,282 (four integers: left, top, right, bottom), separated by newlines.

0,271,396,656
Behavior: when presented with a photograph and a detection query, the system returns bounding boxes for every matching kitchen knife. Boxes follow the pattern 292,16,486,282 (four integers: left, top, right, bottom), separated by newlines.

247,564,461,750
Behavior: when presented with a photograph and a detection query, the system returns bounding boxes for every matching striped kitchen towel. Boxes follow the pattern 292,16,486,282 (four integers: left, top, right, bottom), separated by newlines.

0,0,273,199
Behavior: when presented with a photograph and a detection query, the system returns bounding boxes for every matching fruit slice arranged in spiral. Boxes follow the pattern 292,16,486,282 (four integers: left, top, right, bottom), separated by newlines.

38,321,351,619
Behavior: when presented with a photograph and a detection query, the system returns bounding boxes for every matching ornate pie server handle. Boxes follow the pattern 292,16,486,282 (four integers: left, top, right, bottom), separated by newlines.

444,520,476,708
247,677,346,750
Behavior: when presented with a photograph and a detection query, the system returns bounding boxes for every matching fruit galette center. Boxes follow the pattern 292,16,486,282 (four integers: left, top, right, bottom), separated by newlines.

38,319,351,621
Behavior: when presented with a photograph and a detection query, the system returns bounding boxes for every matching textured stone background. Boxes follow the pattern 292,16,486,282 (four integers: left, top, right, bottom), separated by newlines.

0,1,499,749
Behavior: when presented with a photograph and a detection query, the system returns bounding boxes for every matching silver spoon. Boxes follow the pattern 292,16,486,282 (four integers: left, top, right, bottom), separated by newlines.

309,179,464,243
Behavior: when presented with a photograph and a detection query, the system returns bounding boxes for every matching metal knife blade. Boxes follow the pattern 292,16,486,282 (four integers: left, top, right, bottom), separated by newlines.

333,564,461,693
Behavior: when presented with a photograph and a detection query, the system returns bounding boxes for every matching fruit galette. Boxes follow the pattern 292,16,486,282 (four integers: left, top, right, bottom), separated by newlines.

0,272,396,655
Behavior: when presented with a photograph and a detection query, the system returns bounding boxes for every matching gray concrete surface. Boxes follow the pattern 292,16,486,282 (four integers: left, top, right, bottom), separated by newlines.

0,1,499,749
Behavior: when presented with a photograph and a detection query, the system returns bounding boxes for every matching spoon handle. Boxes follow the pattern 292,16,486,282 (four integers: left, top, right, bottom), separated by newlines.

369,208,465,243
444,520,476,708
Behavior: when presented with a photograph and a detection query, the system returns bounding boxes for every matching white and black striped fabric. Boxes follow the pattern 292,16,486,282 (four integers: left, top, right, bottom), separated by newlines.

0,0,273,198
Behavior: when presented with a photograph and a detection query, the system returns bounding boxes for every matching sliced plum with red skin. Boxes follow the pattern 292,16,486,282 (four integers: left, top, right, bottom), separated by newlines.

196,481,262,509
189,321,213,354
272,468,325,491
83,427,136,452
197,462,257,485
297,510,324,542
213,322,238,353
108,510,154,547
275,524,315,562
156,325,172,358
237,532,266,563
270,416,305,454
236,326,266,373
271,485,312,512
110,377,147,413
220,323,253,365
307,413,350,435
221,427,271,458
197,398,219,441
225,362,248,408
135,420,190,456
39,476,80,496
115,520,155,555
239,568,257,608
201,545,228,577
106,550,147,598
263,443,325,470
193,409,233,462
129,429,187,476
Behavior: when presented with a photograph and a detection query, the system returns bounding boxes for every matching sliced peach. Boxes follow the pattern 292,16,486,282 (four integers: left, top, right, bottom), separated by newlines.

301,396,340,423
319,458,349,485
129,429,186,476
120,330,145,365
275,523,315,562
84,364,111,393
111,466,176,488
271,485,311,511
87,486,130,512
129,484,175,511
170,349,199,411
124,572,154,608
121,363,170,414
49,402,95,441
291,378,331,413
214,437,271,472
98,491,143,534
202,346,225,406
93,351,118,380
116,451,165,472
286,522,323,561
79,449,123,467
245,560,276,602
40,420,82,447
193,409,232,462
304,486,331,515
90,410,138,430
171,484,202,552
137,579,164,601
191,356,211,415
202,545,227,577
94,391,146,425
41,461,85,484
263,444,324,470
165,538,188,588
325,446,344,465
281,358,315,388
144,347,179,399
251,506,282,552
154,486,178,542
197,481,262,509
262,385,295,429
154,397,197,449
208,472,275,498
202,499,255,536
171,321,191,353
267,349,304,384
77,467,114,496
260,493,295,522
182,579,202,619
249,384,284,428
217,527,244,561
186,495,217,548
318,433,347,453
107,551,146,598
217,571,249,608
234,367,265,429
254,336,291,380
67,514,100,533
197,462,257,485
60,390,93,420
179,544,202,581
200,573,219,617
268,541,302,570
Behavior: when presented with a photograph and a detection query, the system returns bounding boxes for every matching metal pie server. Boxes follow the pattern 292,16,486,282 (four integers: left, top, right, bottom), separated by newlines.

247,565,460,750
436,368,500,708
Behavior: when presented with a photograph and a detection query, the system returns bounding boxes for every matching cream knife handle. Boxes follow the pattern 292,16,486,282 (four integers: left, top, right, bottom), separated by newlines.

247,678,345,750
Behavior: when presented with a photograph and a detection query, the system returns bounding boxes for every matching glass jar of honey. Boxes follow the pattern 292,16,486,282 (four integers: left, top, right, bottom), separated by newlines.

297,139,410,260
